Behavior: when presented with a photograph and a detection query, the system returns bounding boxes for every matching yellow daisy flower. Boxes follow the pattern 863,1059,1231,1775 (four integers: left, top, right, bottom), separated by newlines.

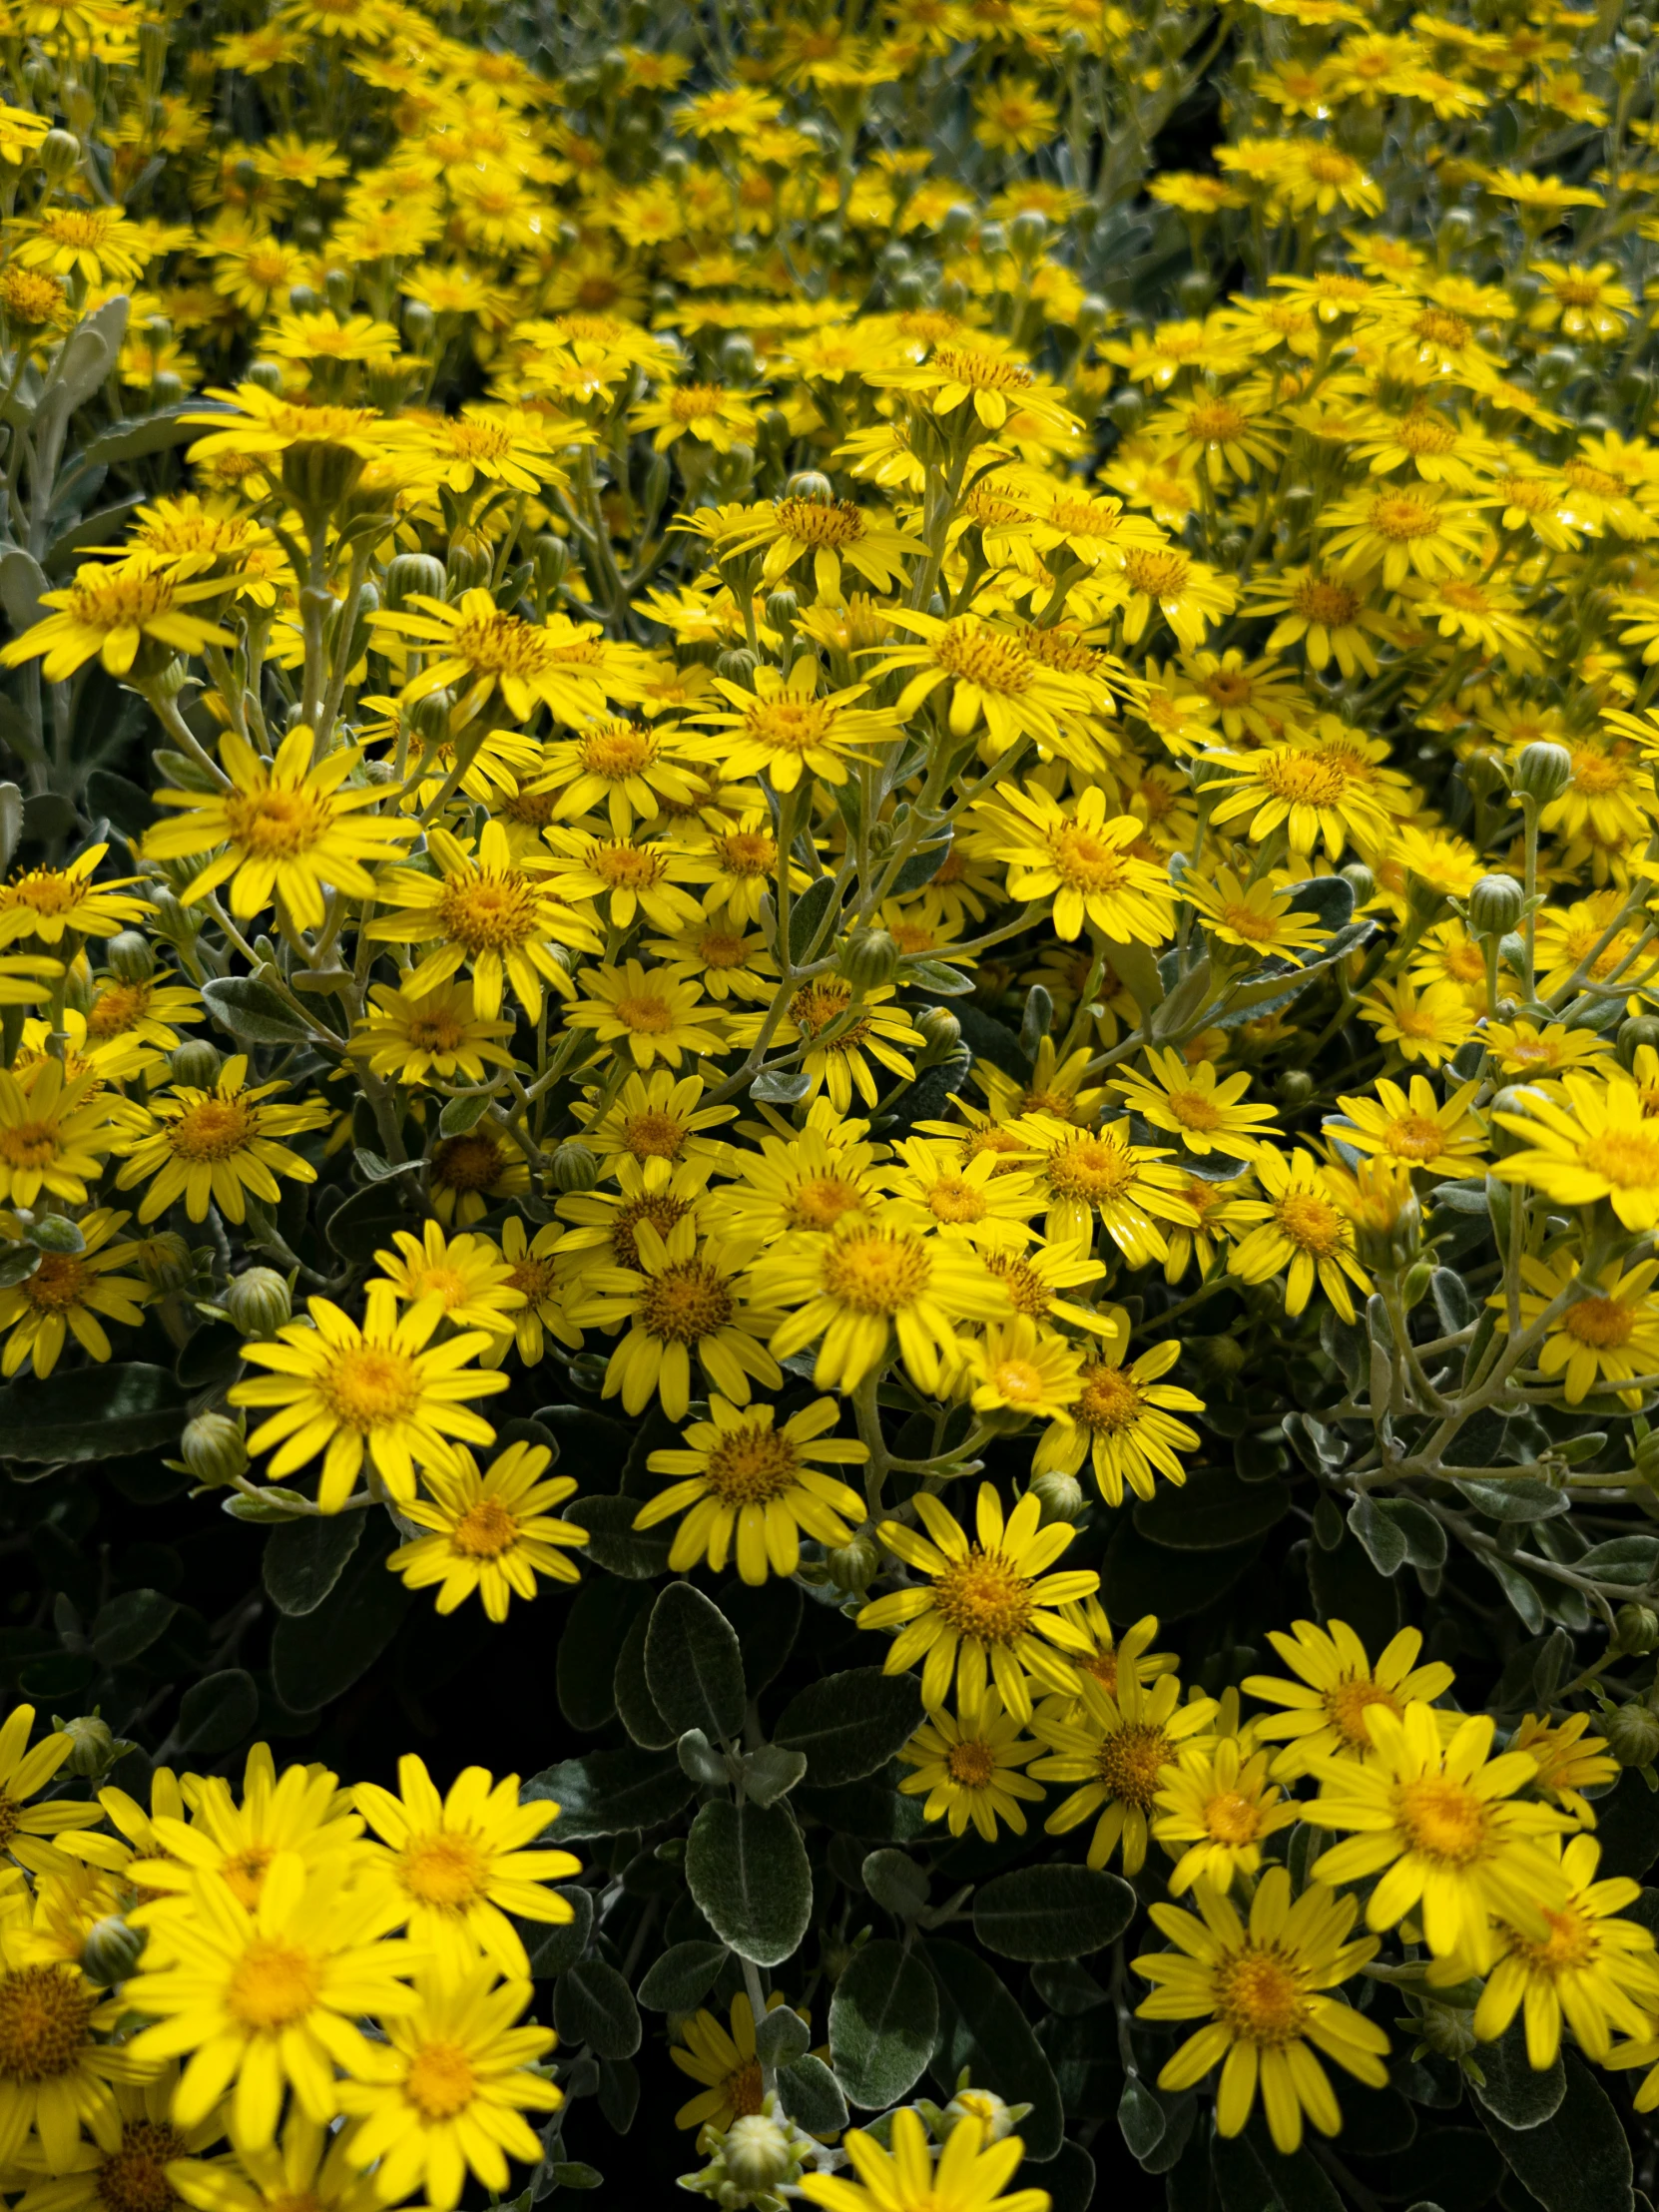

1228,1148,1372,1323
1030,1665,1215,1874
636,1395,867,1583
1326,1073,1486,1177
1242,1619,1456,1780
1153,1735,1298,1895
1032,1335,1204,1504
898,1690,1046,1841
113,1054,329,1226
564,1218,783,1419
0,1207,149,1378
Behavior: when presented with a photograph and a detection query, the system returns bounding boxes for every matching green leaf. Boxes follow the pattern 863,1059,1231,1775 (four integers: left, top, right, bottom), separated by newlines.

1212,2129,1345,2212
1133,1467,1289,1551
72,402,222,474
614,1607,677,1749
525,1887,593,1977
645,1581,746,1744
637,1941,727,2011
438,1091,494,1136
522,1747,693,1841
1575,1536,1659,1586
1478,2051,1632,2212
684,1801,813,1966
1119,2075,1164,2159
1472,2015,1566,2130
0,1246,39,1290
755,2005,811,2068
777,2054,847,2138
751,1069,813,1105
263,1514,364,1618
829,1937,938,2109
552,1959,641,2060
202,975,312,1045
891,835,951,893
176,1668,258,1757
925,1937,1064,2160
0,1363,191,1461
90,1587,179,1667
971,1865,1136,1962
1306,1526,1401,1650
556,1581,642,1733
773,1668,924,1785
324,1183,413,1264
743,1744,808,1808
789,875,836,964
566,1495,673,1580
1586,1770,1659,1880
899,956,975,996
716,1579,801,1693
269,1520,411,1712
0,548,47,634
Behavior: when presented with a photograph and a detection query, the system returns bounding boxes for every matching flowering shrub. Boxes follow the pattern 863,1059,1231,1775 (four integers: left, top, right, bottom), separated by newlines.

4,0,1659,2207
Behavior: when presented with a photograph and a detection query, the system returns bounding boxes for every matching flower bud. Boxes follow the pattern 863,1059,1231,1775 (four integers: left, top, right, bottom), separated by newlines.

1467,873,1524,939
551,1140,601,1194
764,588,798,632
180,1412,248,1487
568,1353,611,1395
533,534,569,591
840,929,899,990
1075,295,1109,342
445,535,492,595
1635,1425,1659,1487
224,1267,291,1340
1618,1015,1659,1071
382,552,446,612
169,1040,221,1089
39,129,80,181
1616,1603,1659,1655
1340,860,1376,906
942,2082,1022,2144
785,469,833,506
409,688,455,745
1410,1999,1477,2063
104,930,156,984
80,1917,145,1987
1513,741,1573,807
280,439,367,518
1602,1700,1659,1768
133,1231,193,1292
1400,1258,1434,1309
1008,210,1047,260
1276,1069,1315,1109
826,1530,881,1593
1337,1158,1421,1272
723,2113,796,2192
1029,1469,1085,1526
55,1712,116,1779
716,646,758,685
915,1005,961,1061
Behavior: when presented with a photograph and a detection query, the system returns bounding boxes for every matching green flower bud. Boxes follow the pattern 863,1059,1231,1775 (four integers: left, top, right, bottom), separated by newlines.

382,553,446,612
716,646,758,685
723,2113,797,2192
180,1412,248,1487
1029,1469,1086,1526
104,930,155,984
1467,873,1524,939
133,1231,193,1293
279,439,367,518
915,1006,961,1061
80,1917,145,1986
826,1530,881,1593
765,589,798,632
39,129,80,181
840,929,899,990
551,1141,601,1194
1409,1998,1477,2063
224,1267,291,1340
408,688,455,744
1339,860,1376,904
1513,741,1572,806
1618,1015,1659,1071
1602,1700,1659,1768
55,1712,116,1779
169,1040,221,1089
1276,1069,1315,1109
1616,1603,1659,1655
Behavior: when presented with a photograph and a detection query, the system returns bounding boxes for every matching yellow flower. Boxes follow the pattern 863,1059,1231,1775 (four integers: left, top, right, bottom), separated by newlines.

672,1991,805,2133
169,2114,382,2212
0,1706,106,1879
1481,1017,1613,1079
0,1917,154,2171
638,1394,866,1583
1030,1665,1214,1874
527,718,704,834
1493,1252,1659,1406
1356,975,1476,1068
1206,739,1392,861
1242,1620,1456,1779
898,1689,1045,1841
126,1858,418,2147
800,2110,1047,2212
970,783,1174,943
0,1206,148,1378
353,1754,581,1977
867,337,1078,433
564,1218,782,1419
881,1136,1042,1250
0,847,148,949
12,204,146,284
1327,1073,1486,1176
114,1054,329,1226
1110,1047,1278,1161
392,1448,586,1627
373,589,610,730
1153,1736,1298,1895
1134,1867,1389,2155
426,1128,531,1229
1032,1335,1204,1504
1492,1071,1659,1229
576,1069,737,1191
1177,867,1330,964
1303,1701,1575,1961
564,958,726,1068
730,979,922,1116
630,379,760,451
230,1283,509,1511
0,555,234,682
1509,1711,1619,1825
1473,1833,1659,2068
959,1316,1084,1422
859,1482,1099,1721
688,659,900,791
145,727,412,933
0,1058,121,1211
1017,1115,1200,1265
866,612,1103,757
1228,1148,1372,1322
347,979,517,1087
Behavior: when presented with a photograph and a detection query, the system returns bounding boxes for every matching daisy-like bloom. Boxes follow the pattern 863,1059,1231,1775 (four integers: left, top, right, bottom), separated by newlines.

540,824,706,936
404,402,585,495
708,1117,885,1246
0,1917,154,2169
1326,1073,1486,1178
1510,1712,1619,1826
370,1220,524,1339
1134,1868,1389,2156
84,968,204,1054
0,555,235,683
169,2113,383,2212
371,589,603,729
1016,1116,1200,1264
712,493,923,601
672,1992,808,2134
563,959,726,1069
334,1963,561,2211
1110,1048,1278,1163
353,1754,581,1978
959,1316,1085,1424
864,612,1101,757
1204,740,1393,862
1242,1620,1455,1781
1153,1736,1299,1895
867,336,1078,434
1475,1833,1659,2069
8,2065,225,2212
1319,482,1485,588
113,1055,329,1227
630,380,760,453
1355,976,1475,1070
1491,1253,1659,1407
348,979,517,1088
1030,1666,1215,1875
0,849,148,950
145,727,413,933
1177,867,1330,966
120,1743,360,1912
686,661,901,792
0,1708,105,1879
637,1395,866,1585
1032,1337,1204,1505
754,1215,1011,1397
1248,563,1396,678
426,1129,531,1230
970,784,1174,944
898,1691,1046,1841
11,204,146,285
858,1483,1098,1722
1302,1702,1575,1961
230,1283,509,1512
367,822,600,1024
1161,1169,1258,1285
1118,545,1238,653
487,1218,577,1366
576,1070,736,1191
564,1219,782,1420
1046,1603,1178,1714
728,979,922,1117
1492,1071,1659,1231
801,2110,1047,2212
880,1136,1042,1250
0,1059,113,1210
0,1207,149,1379
1228,1148,1372,1324
386,1441,588,1619
529,719,704,835
974,1037,1109,1127
1482,1018,1613,1080
125,1856,418,2146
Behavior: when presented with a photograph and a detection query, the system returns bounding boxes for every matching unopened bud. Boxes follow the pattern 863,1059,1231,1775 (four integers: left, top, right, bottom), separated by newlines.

551,1141,601,1194
1410,1999,1477,2063
279,439,367,518
840,929,900,990
408,688,455,745
1029,1469,1085,1526
1616,1603,1659,1655
765,588,798,632
784,469,833,506
1603,1700,1659,1768
723,2113,796,2192
1340,861,1376,905
715,646,758,685
915,1006,961,1061
169,1040,221,1089
180,1412,248,1487
133,1231,193,1293
39,129,80,181
1619,1015,1659,1071
826,1531,881,1594
224,1267,291,1340
104,930,155,983
382,552,446,612
1513,741,1573,806
80,1917,145,1986
1467,873,1525,939
1276,1069,1314,1109
54,1713,115,1779
1400,1258,1434,1310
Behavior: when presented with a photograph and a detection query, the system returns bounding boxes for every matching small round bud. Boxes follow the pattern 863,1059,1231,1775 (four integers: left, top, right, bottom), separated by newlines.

1603,1701,1659,1768
1340,860,1377,905
716,646,758,686
1618,1014,1659,1071
533,534,569,590
915,1006,961,1059
826,1531,881,1594
1400,1258,1434,1310
943,2084,1019,2144
939,202,976,249
551,1141,601,1194
408,688,455,745
1074,294,1109,342
104,930,156,983
280,438,367,518
39,129,80,181
1616,1603,1659,1655
765,588,798,632
169,1040,221,1089
1029,1469,1086,1526
784,469,833,506
80,1917,145,1987
977,221,1006,260
723,2113,796,2193
1008,210,1047,259
1411,1999,1477,2063
133,1231,193,1293
1108,385,1145,432
1467,873,1525,939
1635,1425,1659,1485
720,334,756,381
224,1267,291,1340
1276,1069,1315,1109
1513,741,1573,806
445,535,491,595
382,552,446,613
840,928,900,990
245,358,285,396
180,1412,248,1487
56,1713,116,1779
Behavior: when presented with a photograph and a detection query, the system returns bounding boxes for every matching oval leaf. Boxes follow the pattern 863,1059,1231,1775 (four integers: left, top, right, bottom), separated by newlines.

774,1668,924,1786
685,1800,812,1967
646,1581,746,1745
830,1937,938,2109
972,1865,1137,1962
522,1747,693,1842
552,1959,642,2061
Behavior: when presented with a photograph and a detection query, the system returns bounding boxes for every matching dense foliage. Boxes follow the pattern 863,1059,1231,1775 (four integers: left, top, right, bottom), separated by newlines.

7,0,1659,2208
